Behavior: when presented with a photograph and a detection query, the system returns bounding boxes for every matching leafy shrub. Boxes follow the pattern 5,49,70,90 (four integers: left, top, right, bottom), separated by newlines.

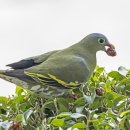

0,66,130,130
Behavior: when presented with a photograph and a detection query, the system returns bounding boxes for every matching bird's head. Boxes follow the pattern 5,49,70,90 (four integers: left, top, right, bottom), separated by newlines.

83,33,117,57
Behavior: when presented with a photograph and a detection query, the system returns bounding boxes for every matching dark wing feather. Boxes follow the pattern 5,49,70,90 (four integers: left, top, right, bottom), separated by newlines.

4,70,35,82
6,59,40,69
6,50,59,69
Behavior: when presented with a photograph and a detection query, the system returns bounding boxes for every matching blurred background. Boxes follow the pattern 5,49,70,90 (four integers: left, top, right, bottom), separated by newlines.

0,0,129,96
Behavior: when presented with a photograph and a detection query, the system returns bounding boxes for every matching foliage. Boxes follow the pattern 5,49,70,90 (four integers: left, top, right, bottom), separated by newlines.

0,66,130,130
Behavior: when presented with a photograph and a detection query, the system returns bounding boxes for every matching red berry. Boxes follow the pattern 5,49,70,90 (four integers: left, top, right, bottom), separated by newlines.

96,87,105,96
106,47,117,56
11,121,20,130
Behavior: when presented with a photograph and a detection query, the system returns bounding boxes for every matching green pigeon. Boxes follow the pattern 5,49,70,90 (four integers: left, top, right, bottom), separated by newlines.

0,33,116,97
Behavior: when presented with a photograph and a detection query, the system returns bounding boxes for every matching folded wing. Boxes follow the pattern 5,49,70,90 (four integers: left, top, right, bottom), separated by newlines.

6,50,59,69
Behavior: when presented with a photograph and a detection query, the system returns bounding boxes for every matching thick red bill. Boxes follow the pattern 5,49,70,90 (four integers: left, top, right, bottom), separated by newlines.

105,44,117,57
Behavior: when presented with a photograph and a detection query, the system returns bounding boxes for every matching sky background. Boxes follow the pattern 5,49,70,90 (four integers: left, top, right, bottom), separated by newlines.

0,0,130,96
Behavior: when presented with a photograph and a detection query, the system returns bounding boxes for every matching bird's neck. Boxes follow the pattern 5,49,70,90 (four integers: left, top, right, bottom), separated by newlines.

81,39,101,52
70,40,97,57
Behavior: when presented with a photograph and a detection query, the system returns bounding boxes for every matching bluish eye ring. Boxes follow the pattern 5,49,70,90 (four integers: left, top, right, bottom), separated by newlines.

98,38,105,44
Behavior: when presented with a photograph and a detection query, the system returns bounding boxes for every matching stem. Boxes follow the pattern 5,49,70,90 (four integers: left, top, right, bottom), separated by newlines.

54,98,59,115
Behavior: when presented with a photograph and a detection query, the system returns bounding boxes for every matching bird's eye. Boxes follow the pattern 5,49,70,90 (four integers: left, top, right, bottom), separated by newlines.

98,38,105,44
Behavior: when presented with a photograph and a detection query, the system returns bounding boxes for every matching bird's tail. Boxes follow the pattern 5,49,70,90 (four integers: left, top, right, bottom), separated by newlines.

0,70,6,73
0,70,28,88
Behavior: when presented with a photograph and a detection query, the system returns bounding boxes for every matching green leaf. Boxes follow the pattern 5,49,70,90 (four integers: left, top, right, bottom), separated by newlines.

0,96,9,107
51,119,64,127
56,112,72,118
14,95,25,103
105,92,119,100
120,110,130,117
120,115,130,129
24,109,33,120
71,113,86,119
83,92,96,104
42,101,55,110
15,114,23,122
57,98,69,112
72,122,86,129
118,78,130,86
118,66,128,76
74,97,86,106
15,86,24,95
97,67,104,74
113,96,126,108
76,106,85,113
108,71,125,80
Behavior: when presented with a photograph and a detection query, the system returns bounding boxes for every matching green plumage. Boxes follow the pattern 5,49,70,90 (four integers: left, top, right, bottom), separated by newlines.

0,33,116,97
